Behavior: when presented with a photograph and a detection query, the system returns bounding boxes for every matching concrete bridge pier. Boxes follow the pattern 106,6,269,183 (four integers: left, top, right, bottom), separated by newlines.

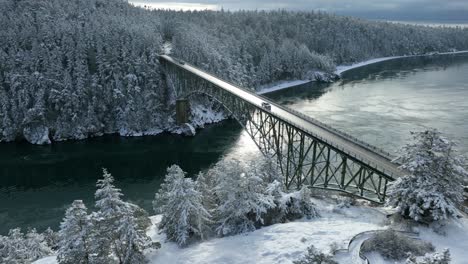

176,99,190,124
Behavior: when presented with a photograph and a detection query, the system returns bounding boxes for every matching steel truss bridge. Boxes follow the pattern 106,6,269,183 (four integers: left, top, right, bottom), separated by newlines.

160,55,402,203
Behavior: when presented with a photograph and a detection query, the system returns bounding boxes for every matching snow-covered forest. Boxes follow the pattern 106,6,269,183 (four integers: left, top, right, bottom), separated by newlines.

1,130,467,263
164,10,468,87
2,0,468,144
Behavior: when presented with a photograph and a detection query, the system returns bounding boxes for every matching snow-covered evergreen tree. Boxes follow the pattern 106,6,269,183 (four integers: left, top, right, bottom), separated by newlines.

406,249,451,264
92,168,153,263
2,1,468,144
24,229,52,262
212,159,276,236
114,214,151,264
57,200,92,264
387,130,467,222
154,165,211,246
43,227,60,251
0,228,52,264
0,228,29,263
293,245,338,264
266,181,319,224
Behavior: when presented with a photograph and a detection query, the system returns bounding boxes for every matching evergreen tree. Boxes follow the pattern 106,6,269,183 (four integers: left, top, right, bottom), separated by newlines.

114,215,150,264
0,227,52,264
92,168,153,263
43,227,60,251
0,228,28,263
293,245,337,264
387,130,468,222
154,165,211,246
24,229,52,262
57,200,92,264
212,159,275,236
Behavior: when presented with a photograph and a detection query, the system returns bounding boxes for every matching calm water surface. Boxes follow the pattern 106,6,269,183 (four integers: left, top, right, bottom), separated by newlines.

269,53,468,154
1,53,467,235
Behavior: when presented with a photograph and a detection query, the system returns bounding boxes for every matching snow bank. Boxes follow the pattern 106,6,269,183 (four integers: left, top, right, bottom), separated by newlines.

335,56,403,75
416,219,468,262
257,50,468,96
257,80,311,95
335,50,468,75
32,256,57,264
23,125,51,145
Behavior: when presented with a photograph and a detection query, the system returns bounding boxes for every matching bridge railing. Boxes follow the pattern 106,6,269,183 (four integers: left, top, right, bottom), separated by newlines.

161,56,399,179
173,58,394,158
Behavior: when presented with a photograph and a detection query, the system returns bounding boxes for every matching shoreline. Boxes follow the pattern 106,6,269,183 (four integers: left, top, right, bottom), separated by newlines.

257,50,468,95
335,50,468,75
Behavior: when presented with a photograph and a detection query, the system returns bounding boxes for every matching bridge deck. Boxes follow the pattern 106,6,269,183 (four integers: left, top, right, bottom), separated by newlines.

160,55,402,179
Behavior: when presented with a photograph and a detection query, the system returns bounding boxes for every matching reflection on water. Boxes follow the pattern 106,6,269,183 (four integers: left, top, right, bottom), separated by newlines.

1,53,467,235
267,54,468,155
0,120,254,234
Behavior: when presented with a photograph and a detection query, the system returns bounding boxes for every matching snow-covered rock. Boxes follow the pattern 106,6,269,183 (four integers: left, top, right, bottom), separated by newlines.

180,123,196,136
310,71,339,83
23,125,51,145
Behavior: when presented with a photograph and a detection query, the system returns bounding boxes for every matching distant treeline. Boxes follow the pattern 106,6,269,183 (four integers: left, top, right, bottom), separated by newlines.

1,0,468,143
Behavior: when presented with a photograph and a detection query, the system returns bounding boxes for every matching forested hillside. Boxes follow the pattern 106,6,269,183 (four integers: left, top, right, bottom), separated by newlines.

1,0,468,144
0,0,165,144
162,10,468,87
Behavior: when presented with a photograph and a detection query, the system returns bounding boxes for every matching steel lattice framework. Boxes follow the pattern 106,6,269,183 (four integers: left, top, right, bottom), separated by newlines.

160,55,400,203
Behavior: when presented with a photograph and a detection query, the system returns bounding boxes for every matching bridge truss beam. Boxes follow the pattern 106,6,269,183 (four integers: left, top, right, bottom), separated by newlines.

160,57,394,203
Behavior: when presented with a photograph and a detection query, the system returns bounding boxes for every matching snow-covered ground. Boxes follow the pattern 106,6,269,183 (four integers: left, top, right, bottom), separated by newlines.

257,80,311,95
146,198,387,264
335,50,468,75
32,198,468,264
162,42,173,55
255,50,468,96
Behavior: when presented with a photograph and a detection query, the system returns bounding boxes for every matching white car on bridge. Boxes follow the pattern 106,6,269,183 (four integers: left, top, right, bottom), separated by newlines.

261,102,272,111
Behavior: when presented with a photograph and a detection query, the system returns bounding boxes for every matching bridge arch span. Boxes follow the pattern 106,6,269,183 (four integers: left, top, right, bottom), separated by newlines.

160,55,400,203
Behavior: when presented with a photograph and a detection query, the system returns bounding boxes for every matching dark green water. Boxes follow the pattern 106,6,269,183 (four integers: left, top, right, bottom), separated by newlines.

0,121,246,234
1,53,468,235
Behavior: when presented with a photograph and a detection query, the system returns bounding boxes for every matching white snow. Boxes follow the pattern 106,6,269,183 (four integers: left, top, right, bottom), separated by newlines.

32,199,468,264
335,50,468,75
32,256,57,264
146,198,387,264
162,42,173,55
257,50,468,96
257,80,311,95
416,219,468,262
335,56,403,75
23,125,51,145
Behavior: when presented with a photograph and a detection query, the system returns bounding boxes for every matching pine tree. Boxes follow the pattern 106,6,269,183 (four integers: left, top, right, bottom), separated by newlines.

212,159,275,236
43,227,60,251
115,214,150,264
91,168,131,262
293,245,337,264
92,168,153,263
154,165,212,246
0,227,52,263
0,228,28,263
24,229,52,262
387,130,468,222
57,200,92,264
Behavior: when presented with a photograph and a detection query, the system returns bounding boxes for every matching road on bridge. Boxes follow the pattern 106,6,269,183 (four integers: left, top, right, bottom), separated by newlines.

160,55,402,179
